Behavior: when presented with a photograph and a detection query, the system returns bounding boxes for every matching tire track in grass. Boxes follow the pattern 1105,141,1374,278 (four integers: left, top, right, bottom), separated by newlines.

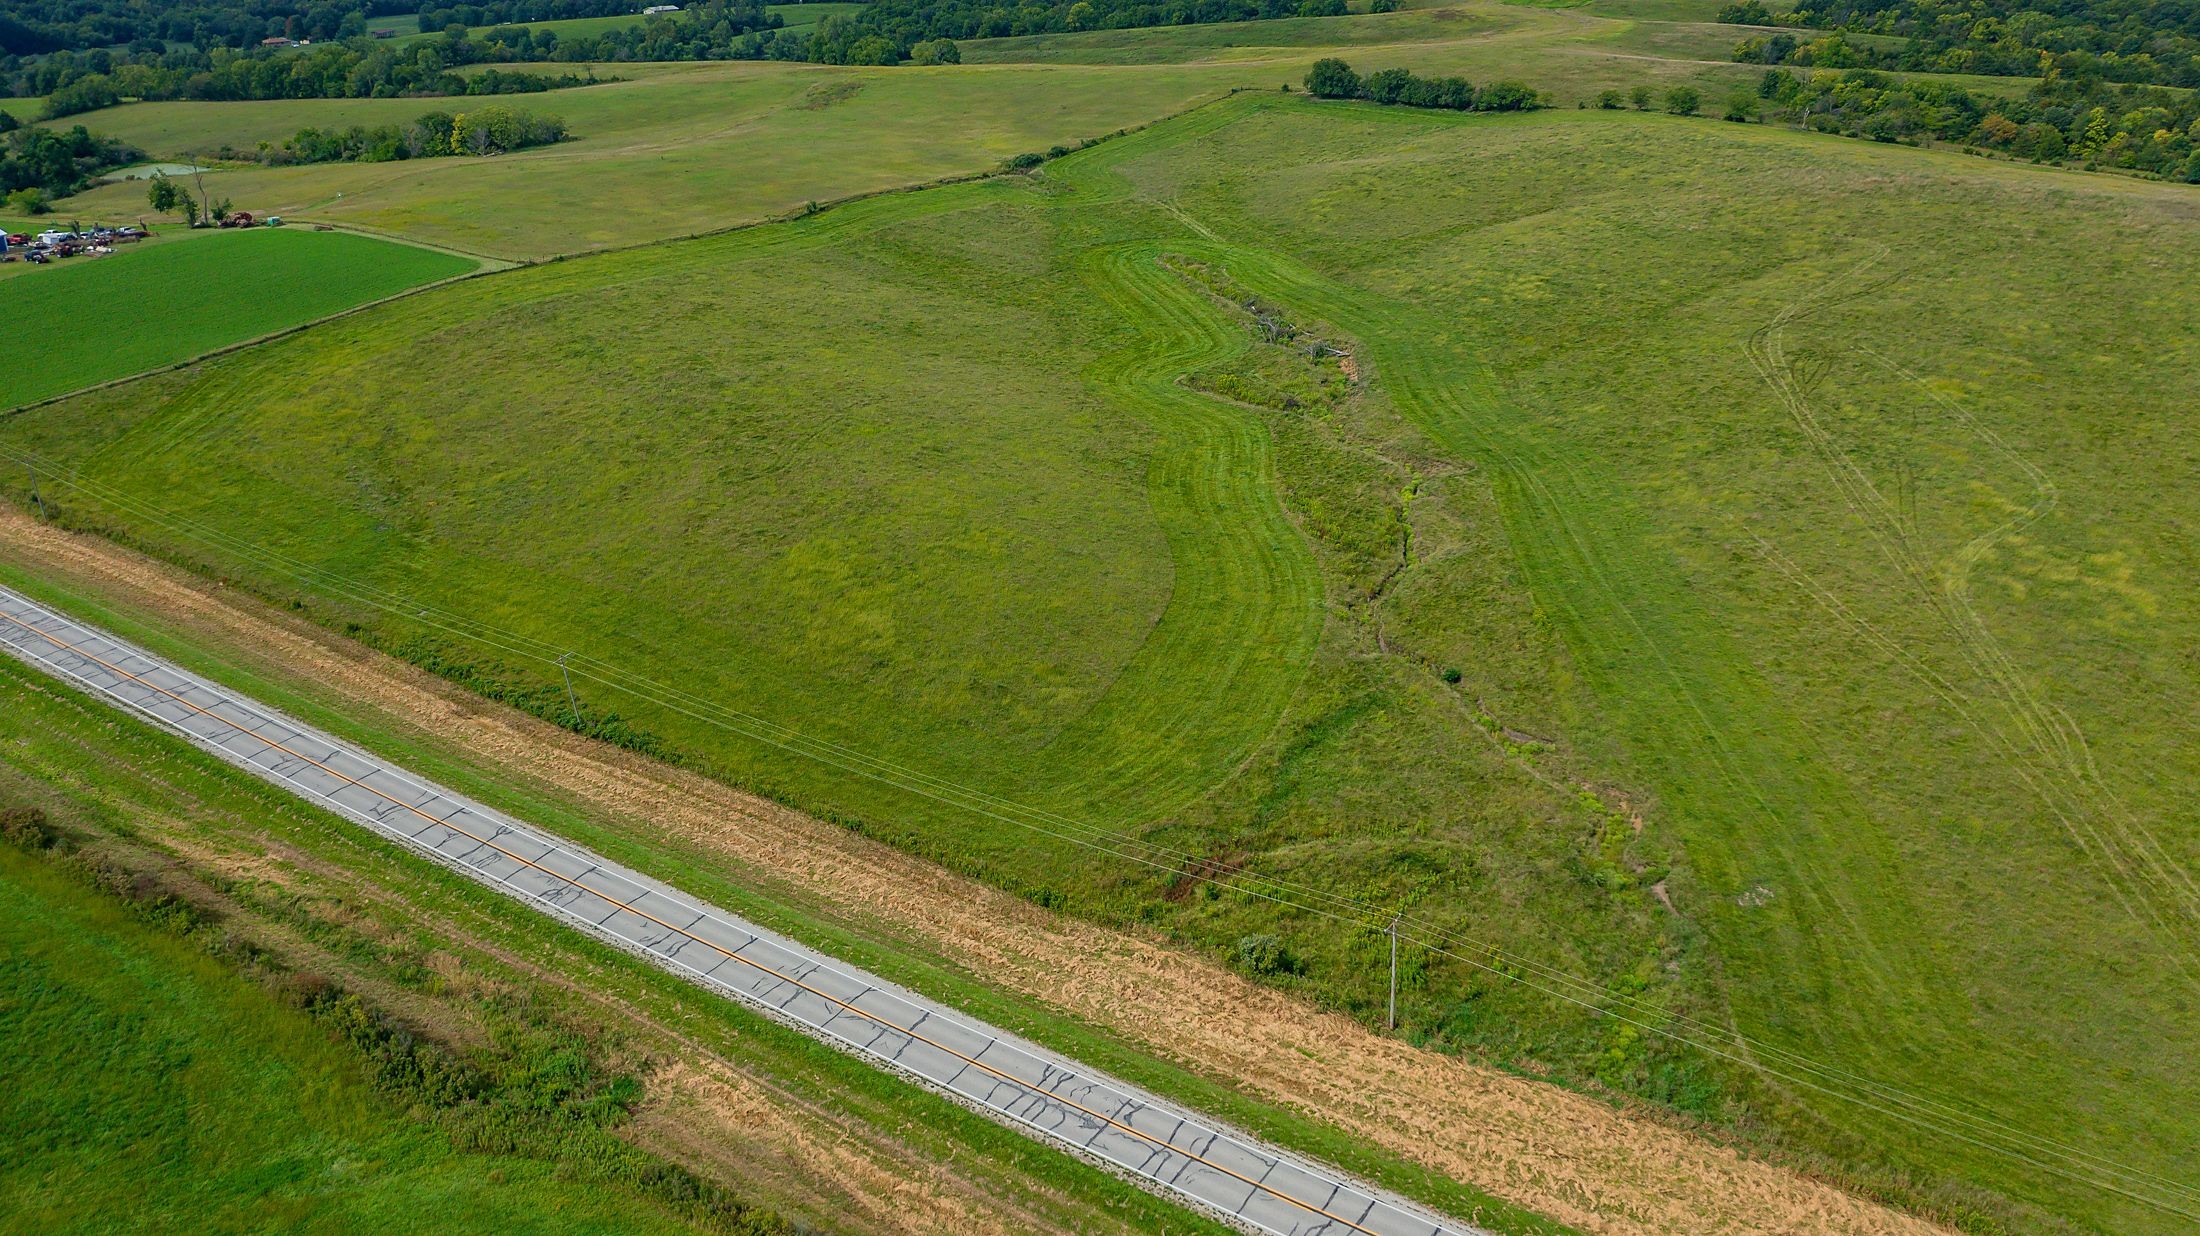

1743,260,2200,985
1031,239,1323,823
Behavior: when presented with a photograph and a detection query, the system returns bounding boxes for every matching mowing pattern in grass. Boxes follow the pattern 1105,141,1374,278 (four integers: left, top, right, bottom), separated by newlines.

0,228,475,409
8,94,2199,1234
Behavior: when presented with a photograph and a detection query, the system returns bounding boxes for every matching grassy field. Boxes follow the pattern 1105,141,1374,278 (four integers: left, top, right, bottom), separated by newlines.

0,557,1569,1236
45,62,1234,260
0,649,1263,1236
37,1,1784,260
0,847,718,1234
377,4,865,43
9,93,2200,1234
0,228,476,409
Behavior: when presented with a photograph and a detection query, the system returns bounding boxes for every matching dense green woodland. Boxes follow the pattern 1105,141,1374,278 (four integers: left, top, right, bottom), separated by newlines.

0,112,136,210
1720,0,2200,84
4,0,1350,86
12,29,605,115
1763,65,2199,174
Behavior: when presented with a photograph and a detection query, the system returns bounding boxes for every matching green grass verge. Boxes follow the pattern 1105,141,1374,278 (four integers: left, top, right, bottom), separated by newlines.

0,842,726,1234
0,655,1257,1236
0,228,476,409
0,545,1572,1236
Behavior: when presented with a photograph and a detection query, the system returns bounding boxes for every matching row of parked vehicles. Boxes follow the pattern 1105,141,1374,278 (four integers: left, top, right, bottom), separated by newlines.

0,224,152,264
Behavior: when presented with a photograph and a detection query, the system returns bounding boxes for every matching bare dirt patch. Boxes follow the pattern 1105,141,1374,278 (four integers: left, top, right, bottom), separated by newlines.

0,509,1947,1236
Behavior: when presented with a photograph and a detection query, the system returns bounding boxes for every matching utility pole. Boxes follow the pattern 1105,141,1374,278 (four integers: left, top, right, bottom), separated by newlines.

556,652,579,722
24,461,45,520
1386,912,1402,1031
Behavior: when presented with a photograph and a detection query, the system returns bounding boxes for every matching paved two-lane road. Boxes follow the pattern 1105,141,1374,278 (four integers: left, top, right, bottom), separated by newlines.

0,584,1487,1236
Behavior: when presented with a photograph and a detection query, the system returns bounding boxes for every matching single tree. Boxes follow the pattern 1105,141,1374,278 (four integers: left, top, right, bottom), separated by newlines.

1304,57,1362,99
1629,84,1654,110
146,172,179,215
909,38,960,65
1664,85,1702,115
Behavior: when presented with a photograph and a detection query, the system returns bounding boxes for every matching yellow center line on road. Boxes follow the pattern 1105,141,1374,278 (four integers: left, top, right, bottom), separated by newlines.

0,607,1418,1236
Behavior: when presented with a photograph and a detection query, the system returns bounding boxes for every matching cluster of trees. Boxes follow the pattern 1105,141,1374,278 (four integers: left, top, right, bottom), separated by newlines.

1719,0,2200,87
12,30,601,117
256,102,564,163
1304,57,1542,111
413,0,637,33
0,0,393,56
0,112,140,213
1618,64,2200,181
511,0,809,63
838,0,1343,50
4,0,1352,79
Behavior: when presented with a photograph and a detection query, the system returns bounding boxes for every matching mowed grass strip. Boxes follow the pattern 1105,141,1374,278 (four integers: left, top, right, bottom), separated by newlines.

0,228,476,409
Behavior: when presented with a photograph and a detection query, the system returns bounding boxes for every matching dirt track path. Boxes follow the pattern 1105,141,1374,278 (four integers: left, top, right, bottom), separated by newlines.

0,508,1945,1236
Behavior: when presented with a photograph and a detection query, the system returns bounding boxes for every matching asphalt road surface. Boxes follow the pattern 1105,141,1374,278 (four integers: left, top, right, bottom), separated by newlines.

0,583,1488,1236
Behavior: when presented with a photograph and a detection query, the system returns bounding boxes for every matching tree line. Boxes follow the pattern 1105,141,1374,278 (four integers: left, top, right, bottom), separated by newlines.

247,102,565,163
412,0,647,34
4,0,1338,73
12,28,604,117
0,110,139,213
841,0,1345,48
1304,57,1542,112
1600,65,2200,183
1,0,384,56
1718,0,2200,87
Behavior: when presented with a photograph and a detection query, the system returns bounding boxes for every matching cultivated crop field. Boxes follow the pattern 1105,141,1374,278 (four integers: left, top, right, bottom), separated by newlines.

0,228,476,408
11,88,2199,1233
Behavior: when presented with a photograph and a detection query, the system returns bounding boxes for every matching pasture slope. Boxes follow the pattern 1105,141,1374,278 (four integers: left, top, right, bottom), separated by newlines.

43,0,1784,260
0,507,1943,1236
9,90,2200,1236
0,228,477,409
